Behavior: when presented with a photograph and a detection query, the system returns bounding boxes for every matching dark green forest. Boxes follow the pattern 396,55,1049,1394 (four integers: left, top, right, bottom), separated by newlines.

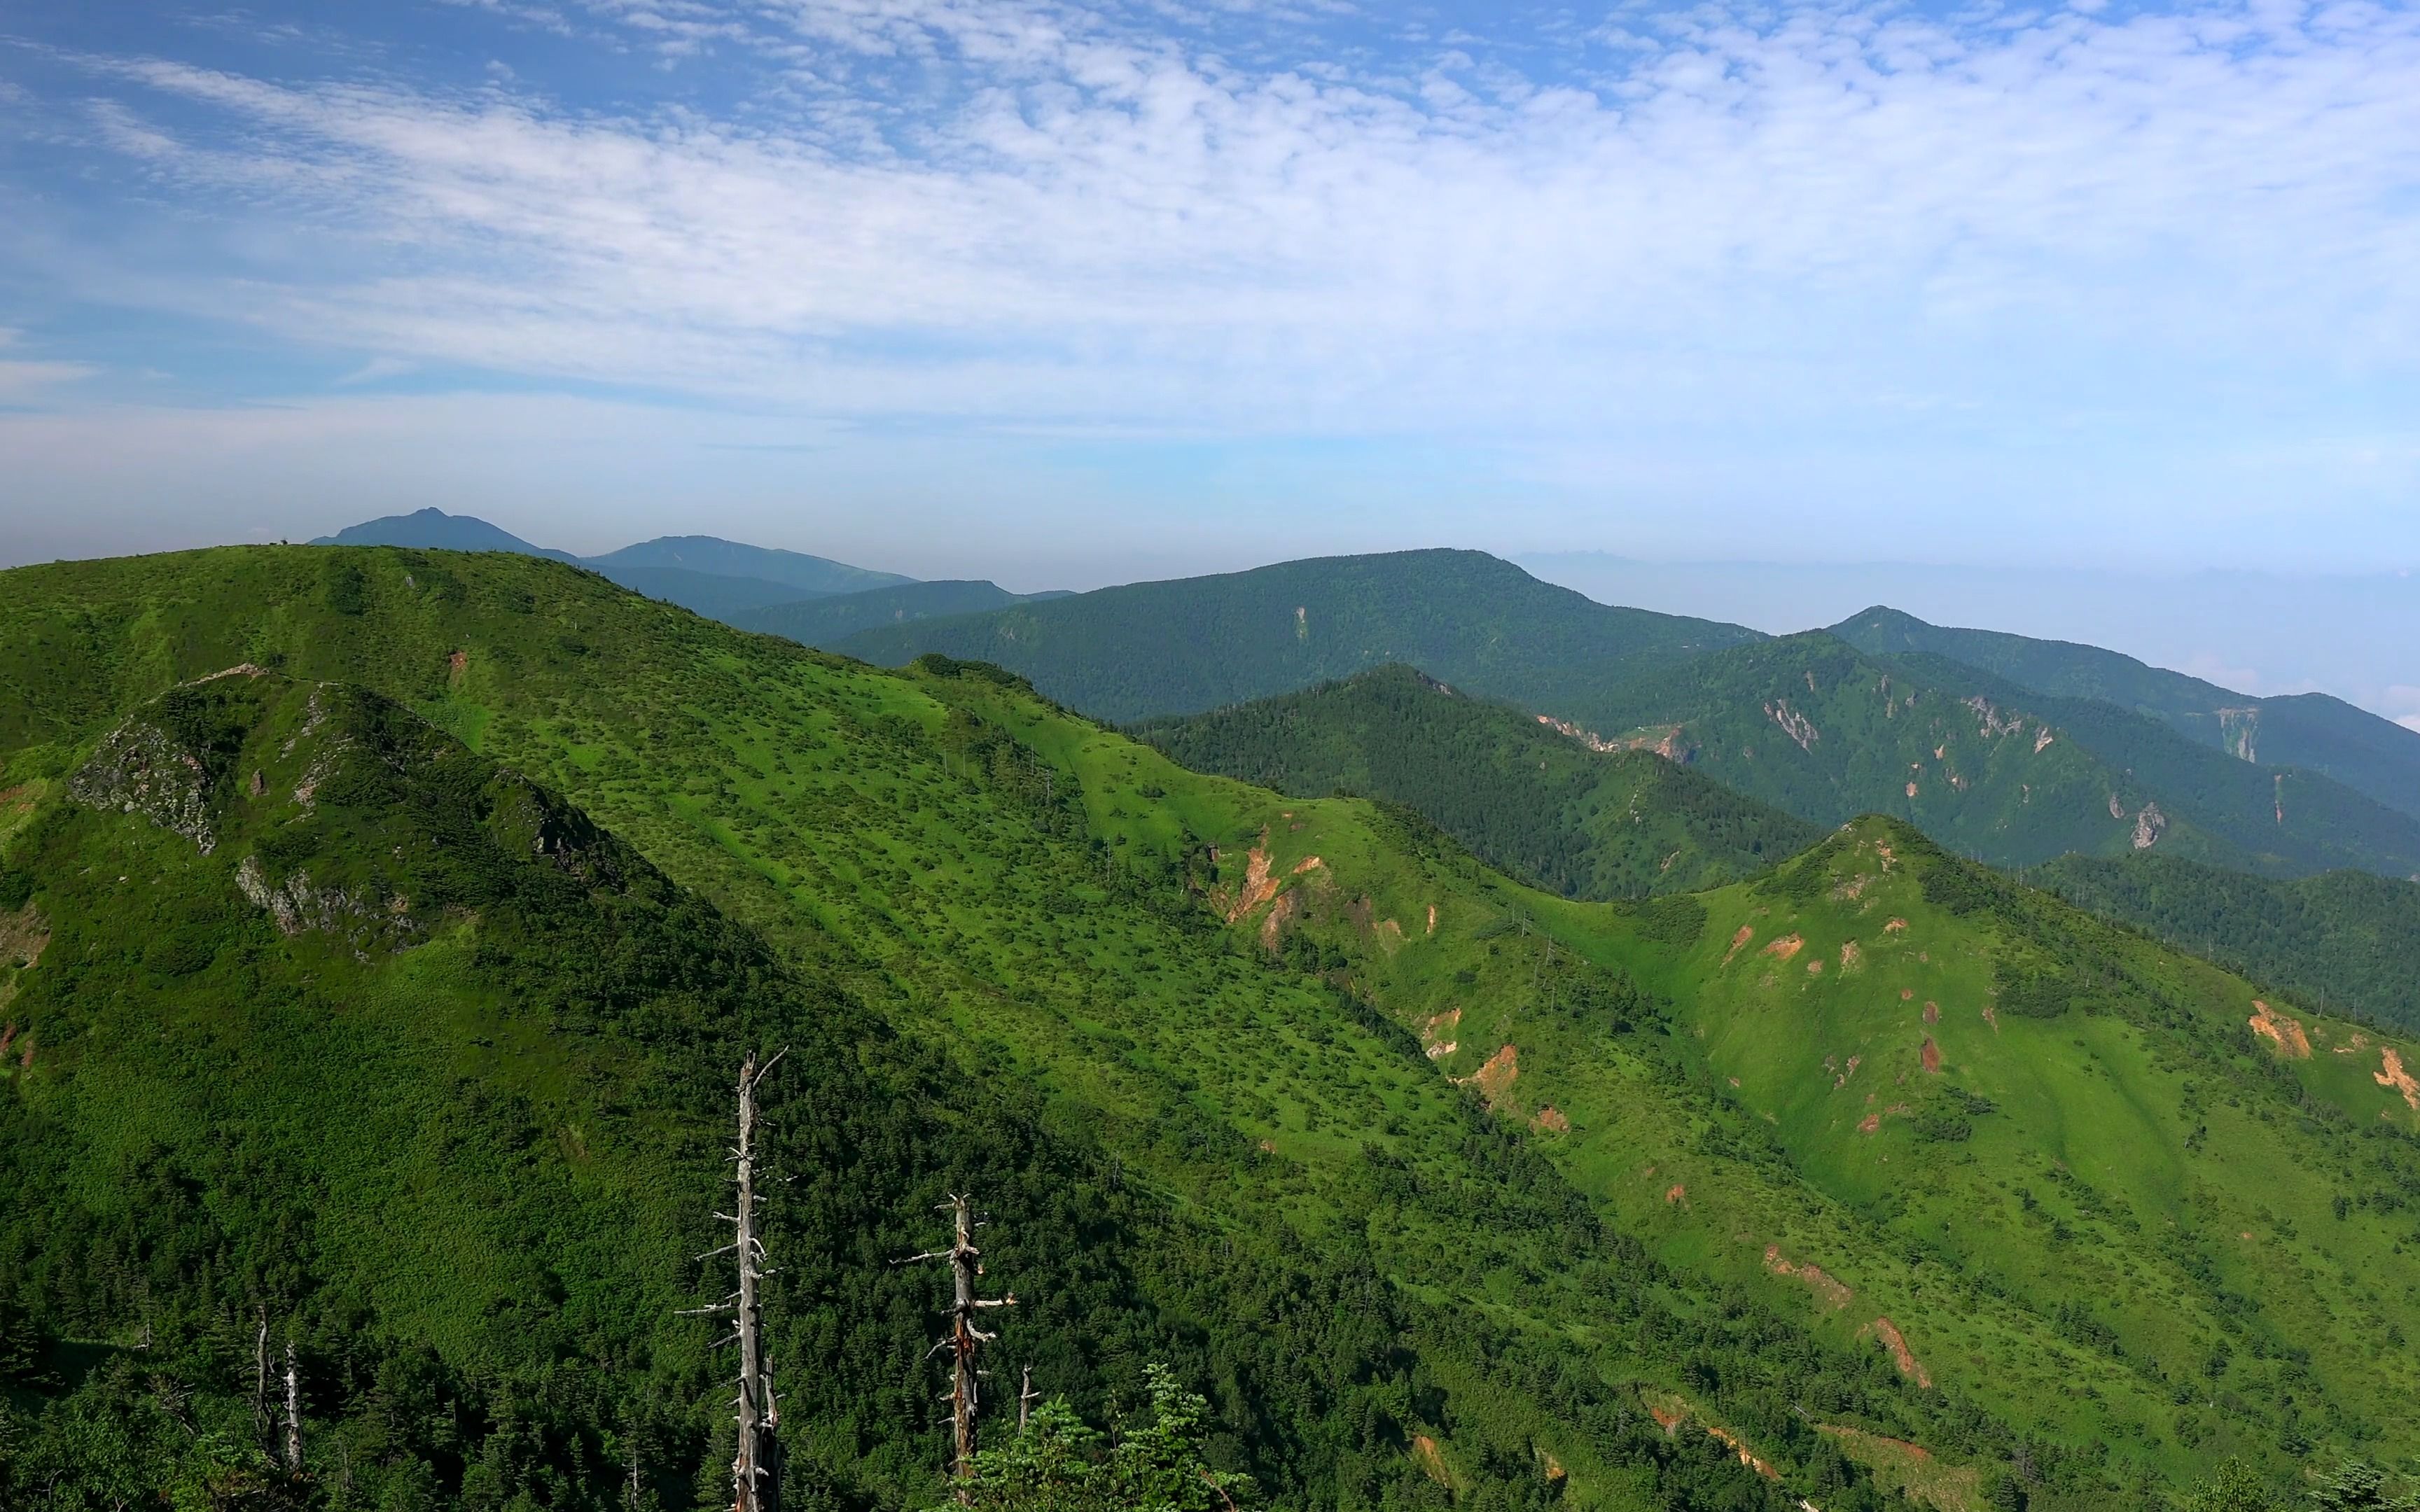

1132,666,1819,900
829,550,1758,724
2036,852,2420,1033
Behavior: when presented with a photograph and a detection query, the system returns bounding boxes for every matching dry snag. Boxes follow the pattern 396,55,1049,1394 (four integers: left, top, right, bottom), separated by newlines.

900,1193,1016,1496
682,1049,787,1512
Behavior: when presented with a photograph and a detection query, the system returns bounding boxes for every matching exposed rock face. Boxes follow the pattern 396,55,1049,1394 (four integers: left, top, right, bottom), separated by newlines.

234,855,421,950
2131,802,2167,850
2218,706,2260,764
1764,700,1819,752
70,716,223,853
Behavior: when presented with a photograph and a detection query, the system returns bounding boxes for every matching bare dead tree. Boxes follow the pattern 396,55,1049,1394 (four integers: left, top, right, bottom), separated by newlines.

900,1194,1016,1496
252,1308,272,1451
283,1334,303,1471
1017,1366,1038,1434
681,1049,787,1512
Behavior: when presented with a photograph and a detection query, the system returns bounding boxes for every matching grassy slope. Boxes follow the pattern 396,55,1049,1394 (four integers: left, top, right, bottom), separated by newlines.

1130,664,1822,900
828,549,1762,724
8,549,2419,1506
5,673,1379,1510
1833,608,2420,823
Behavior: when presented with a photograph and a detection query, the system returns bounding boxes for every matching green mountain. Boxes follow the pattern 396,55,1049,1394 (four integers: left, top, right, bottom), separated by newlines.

310,512,917,624
0,671,1475,1510
828,549,1763,723
310,505,580,561
1134,664,2420,1037
2036,852,2420,1032
739,580,1068,647
8,546,2420,1509
1132,664,1821,900
1833,606,2420,822
1572,632,2420,878
584,563,829,622
584,535,912,599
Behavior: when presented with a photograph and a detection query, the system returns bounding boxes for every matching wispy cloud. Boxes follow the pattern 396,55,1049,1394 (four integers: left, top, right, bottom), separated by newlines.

18,0,2414,435
0,328,100,398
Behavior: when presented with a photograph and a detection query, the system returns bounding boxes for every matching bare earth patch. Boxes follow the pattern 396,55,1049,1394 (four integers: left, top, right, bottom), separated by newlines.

2378,1047,2420,1112
1863,1317,1933,1387
1765,1245,1854,1309
1762,934,1804,963
1922,1000,1939,1023
1722,925,1755,966
2248,1000,2313,1058
1921,1037,1942,1074
1457,1044,1519,1109
1531,1106,1570,1134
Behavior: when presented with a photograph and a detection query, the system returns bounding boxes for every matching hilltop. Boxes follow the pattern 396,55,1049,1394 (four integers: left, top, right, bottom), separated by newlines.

1133,663,1821,899
1833,606,2420,822
828,548,1762,722
311,509,912,625
5,545,2418,1508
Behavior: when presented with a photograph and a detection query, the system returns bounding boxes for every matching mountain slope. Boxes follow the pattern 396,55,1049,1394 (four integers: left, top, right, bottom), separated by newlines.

2036,851,2420,1032
310,505,579,560
2,671,1463,1509
737,580,1066,647
1132,663,1821,899
584,535,911,598
582,562,829,622
1834,606,2420,821
0,550,1939,1512
8,547,2420,1506
1573,631,2420,878
828,549,1763,723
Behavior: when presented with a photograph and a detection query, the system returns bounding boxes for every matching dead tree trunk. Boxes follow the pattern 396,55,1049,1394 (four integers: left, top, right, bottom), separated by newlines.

683,1050,786,1512
901,1195,1016,1498
1017,1366,1038,1434
283,1334,303,1471
252,1309,271,1452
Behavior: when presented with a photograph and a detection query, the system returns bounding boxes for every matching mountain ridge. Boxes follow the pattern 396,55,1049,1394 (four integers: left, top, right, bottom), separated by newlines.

1833,605,2420,822
829,547,1766,722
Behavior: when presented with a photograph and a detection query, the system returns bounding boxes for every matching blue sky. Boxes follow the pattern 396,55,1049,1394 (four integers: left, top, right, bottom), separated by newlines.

2,0,2418,597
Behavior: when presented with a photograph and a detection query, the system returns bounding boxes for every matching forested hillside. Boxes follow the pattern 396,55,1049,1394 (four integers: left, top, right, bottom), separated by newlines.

5,546,2417,1511
828,549,1761,722
1576,634,2420,878
1132,664,1821,899
739,580,1059,647
2037,853,2420,1032
1833,607,2420,822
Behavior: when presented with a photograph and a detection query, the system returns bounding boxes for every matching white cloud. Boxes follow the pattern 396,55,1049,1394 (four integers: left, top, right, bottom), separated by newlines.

17,0,2406,435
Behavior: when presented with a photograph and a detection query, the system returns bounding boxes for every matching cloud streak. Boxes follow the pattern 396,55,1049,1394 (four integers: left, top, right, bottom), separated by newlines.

16,0,2412,435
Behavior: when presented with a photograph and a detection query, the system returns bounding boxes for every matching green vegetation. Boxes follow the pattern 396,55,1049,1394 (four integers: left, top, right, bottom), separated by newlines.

741,581,1059,648
1132,664,1819,899
1833,607,2420,824
1568,632,2420,878
828,549,1760,724
5,545,2419,1512
2036,853,2420,1033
